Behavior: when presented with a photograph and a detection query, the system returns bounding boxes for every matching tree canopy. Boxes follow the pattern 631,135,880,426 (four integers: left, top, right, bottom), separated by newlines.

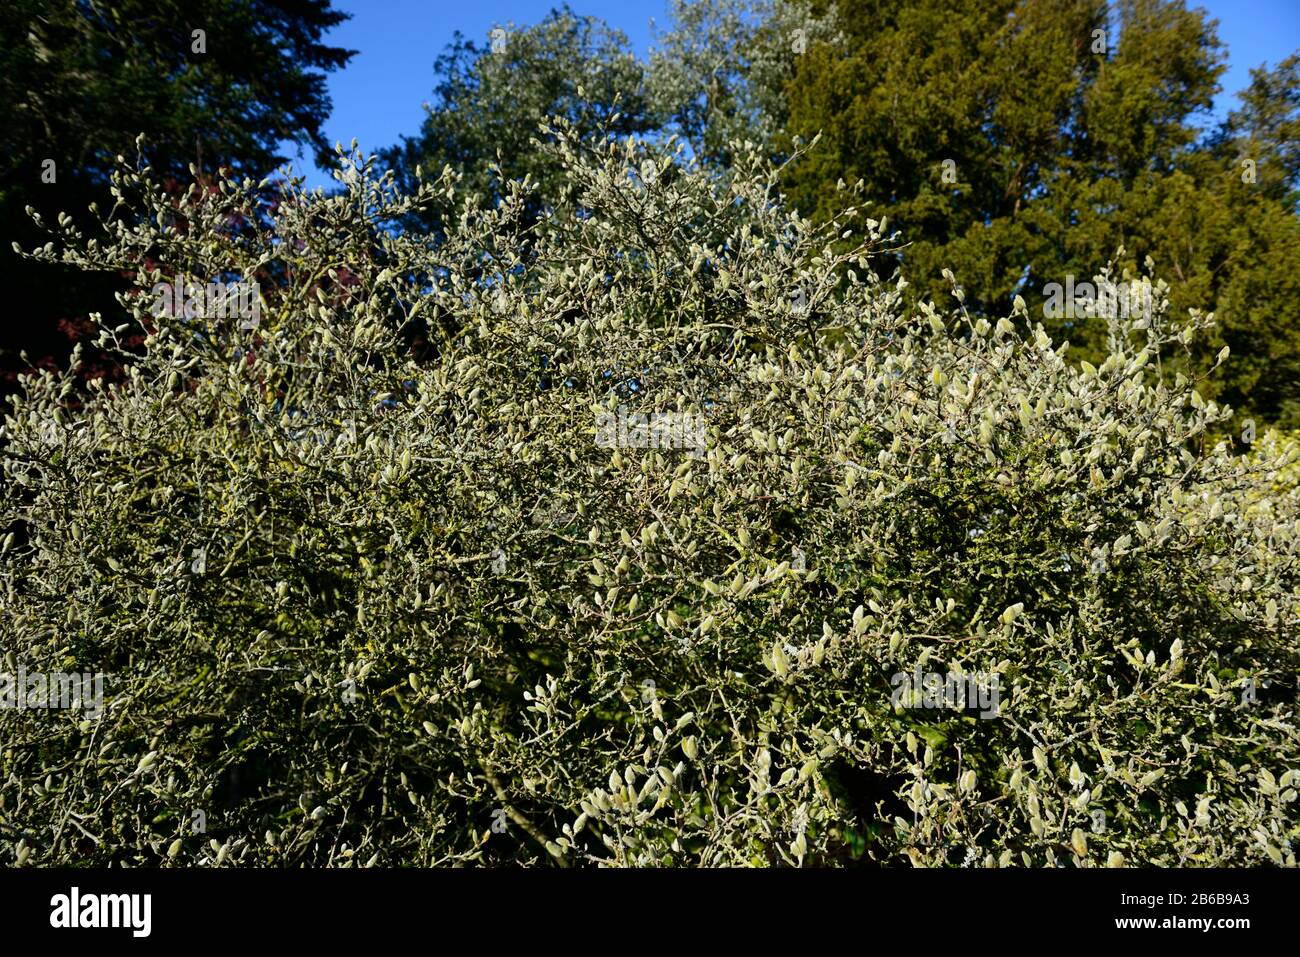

0,0,353,386
780,0,1300,425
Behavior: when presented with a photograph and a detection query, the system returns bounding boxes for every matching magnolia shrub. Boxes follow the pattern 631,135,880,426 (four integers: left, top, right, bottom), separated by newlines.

2,123,1297,867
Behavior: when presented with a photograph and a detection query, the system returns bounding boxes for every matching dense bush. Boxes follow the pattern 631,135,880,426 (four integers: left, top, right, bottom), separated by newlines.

2,123,1297,866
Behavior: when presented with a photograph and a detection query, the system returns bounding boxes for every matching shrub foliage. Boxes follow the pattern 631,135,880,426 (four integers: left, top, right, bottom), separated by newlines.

2,124,1297,866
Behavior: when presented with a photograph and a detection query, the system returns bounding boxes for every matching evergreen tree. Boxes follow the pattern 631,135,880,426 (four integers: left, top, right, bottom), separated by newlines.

0,0,353,386
780,0,1300,423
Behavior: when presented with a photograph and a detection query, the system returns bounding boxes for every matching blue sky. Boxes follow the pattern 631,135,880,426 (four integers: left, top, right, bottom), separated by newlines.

285,0,1300,189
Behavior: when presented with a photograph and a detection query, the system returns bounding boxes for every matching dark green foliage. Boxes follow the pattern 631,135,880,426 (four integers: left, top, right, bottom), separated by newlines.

0,0,353,385
780,0,1300,425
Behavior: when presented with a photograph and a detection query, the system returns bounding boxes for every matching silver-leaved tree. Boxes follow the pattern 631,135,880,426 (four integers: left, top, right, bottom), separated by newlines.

2,120,1297,867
